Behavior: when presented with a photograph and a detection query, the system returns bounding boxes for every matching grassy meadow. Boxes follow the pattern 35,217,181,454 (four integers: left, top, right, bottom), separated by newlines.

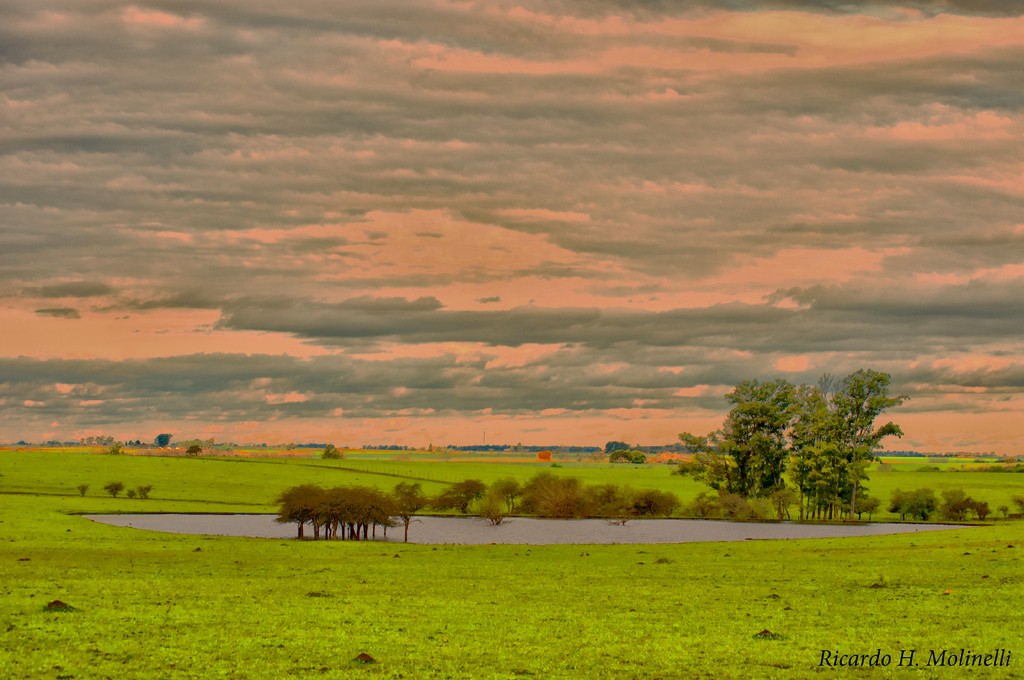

1,448,1023,679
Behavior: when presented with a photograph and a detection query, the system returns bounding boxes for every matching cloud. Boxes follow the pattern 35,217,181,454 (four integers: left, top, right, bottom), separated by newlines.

1,1,1023,450
24,281,114,298
34,307,80,319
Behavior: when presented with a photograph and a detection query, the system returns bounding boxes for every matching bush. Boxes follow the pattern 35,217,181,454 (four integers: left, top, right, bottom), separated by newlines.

519,473,589,518
322,444,343,459
136,485,153,500
478,492,508,525
673,460,703,478
630,488,679,517
77,484,89,497
686,492,718,519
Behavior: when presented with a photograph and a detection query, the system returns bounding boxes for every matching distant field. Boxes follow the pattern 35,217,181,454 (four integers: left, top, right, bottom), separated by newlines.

2,449,1023,678
2,447,1022,518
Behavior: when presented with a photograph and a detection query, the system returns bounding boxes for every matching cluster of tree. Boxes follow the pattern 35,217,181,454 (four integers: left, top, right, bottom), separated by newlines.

472,473,678,522
938,489,991,521
887,488,999,522
887,488,937,520
608,449,647,464
677,369,905,521
275,474,682,541
275,484,399,541
97,482,153,499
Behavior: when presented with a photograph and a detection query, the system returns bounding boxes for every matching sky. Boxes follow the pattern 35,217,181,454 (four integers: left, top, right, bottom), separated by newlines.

2,1,1023,452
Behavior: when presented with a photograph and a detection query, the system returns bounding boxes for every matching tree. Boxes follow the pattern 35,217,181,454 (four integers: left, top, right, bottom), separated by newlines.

769,487,798,520
604,441,631,454
186,444,203,457
941,489,972,521
830,370,906,518
901,488,937,521
77,484,89,497
322,444,343,459
1011,495,1024,514
853,496,880,520
490,477,522,514
433,479,487,514
888,488,910,520
107,443,122,455
104,481,125,498
392,482,428,542
681,378,795,498
275,484,325,539
155,433,173,447
136,485,153,500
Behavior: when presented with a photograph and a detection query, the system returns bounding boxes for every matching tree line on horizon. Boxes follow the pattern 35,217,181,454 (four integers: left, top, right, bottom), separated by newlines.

675,369,906,521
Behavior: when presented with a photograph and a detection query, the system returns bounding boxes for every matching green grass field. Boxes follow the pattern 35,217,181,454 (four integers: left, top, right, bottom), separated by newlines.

2,449,1023,678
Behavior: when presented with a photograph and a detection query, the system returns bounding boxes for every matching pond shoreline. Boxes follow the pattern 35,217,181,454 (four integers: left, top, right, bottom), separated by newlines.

83,513,971,545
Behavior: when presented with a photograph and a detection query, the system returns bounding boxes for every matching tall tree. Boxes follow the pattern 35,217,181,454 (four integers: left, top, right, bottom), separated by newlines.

831,370,906,518
392,482,428,543
680,379,795,497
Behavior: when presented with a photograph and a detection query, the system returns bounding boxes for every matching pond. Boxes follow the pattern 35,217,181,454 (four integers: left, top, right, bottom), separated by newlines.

83,514,967,545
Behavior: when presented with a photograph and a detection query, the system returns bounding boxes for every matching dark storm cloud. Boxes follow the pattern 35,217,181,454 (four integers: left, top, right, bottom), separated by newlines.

24,281,114,298
34,307,81,319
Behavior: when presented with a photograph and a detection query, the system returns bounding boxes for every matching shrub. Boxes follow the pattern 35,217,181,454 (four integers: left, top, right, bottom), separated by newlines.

126,489,137,499
673,460,703,478
77,484,89,497
630,488,679,517
1012,495,1024,514
519,473,589,518
687,492,718,519
322,444,343,459
136,485,153,500
717,493,753,519
478,492,508,525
